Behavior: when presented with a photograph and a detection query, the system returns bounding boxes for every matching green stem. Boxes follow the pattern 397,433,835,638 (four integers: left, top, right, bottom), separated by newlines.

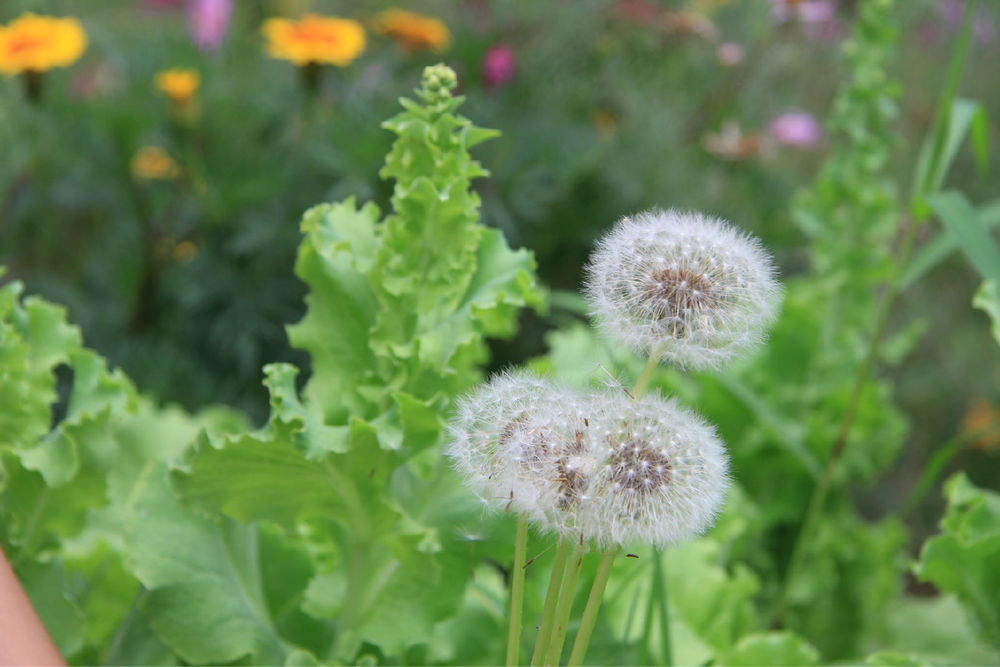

632,355,659,400
652,551,672,666
545,544,586,666
508,516,529,666
637,577,656,666
531,539,571,666
902,419,1000,516
22,70,43,104
567,549,617,666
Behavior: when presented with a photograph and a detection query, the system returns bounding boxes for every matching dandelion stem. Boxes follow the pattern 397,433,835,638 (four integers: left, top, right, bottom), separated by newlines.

545,544,586,666
632,355,659,400
23,70,43,104
507,516,529,666
531,538,571,666
567,549,616,666
652,550,672,667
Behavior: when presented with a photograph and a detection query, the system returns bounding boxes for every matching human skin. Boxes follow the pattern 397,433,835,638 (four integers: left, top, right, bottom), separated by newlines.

0,545,64,666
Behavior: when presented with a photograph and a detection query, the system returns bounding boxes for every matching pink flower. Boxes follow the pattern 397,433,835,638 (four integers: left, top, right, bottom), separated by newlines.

717,42,745,66
769,111,823,149
482,44,515,90
187,0,232,51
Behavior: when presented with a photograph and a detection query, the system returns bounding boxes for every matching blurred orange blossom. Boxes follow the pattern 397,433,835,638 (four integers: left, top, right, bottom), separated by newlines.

155,68,200,104
262,14,365,66
132,146,179,181
0,13,87,75
375,9,451,52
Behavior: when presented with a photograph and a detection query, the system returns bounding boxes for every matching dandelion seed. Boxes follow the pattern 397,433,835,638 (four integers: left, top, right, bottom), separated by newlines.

584,208,781,369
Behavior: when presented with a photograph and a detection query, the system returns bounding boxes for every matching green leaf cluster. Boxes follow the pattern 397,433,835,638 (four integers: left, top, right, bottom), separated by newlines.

915,473,1000,650
1,64,543,665
0,275,247,662
167,64,544,664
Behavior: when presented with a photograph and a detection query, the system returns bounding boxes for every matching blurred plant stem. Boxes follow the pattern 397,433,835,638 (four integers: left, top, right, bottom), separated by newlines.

632,355,659,401
301,62,322,97
22,70,43,105
652,552,671,666
902,418,1000,517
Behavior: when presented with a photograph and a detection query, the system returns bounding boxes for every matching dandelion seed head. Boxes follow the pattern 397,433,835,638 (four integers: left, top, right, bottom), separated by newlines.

584,209,782,369
580,390,729,547
447,372,730,548
446,370,597,536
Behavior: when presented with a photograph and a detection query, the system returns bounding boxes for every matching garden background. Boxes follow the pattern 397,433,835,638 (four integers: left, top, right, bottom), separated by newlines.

2,0,1000,665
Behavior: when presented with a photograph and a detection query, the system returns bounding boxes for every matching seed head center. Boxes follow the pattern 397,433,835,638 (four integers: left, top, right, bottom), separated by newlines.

644,267,716,315
607,436,672,493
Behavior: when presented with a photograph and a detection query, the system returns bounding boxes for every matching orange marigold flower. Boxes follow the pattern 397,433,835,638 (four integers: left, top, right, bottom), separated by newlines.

375,9,451,52
132,146,179,181
155,68,200,104
262,14,365,66
0,13,87,75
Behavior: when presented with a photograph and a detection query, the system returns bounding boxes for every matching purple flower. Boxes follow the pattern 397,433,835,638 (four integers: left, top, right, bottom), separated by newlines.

769,111,822,149
187,0,232,51
482,44,515,90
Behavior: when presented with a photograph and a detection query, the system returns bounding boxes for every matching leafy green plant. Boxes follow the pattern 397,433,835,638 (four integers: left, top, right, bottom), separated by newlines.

1,64,543,664
915,473,1000,650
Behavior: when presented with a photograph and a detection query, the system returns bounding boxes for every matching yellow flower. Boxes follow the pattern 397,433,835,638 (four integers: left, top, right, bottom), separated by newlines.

155,68,200,104
262,14,365,66
132,146,178,181
375,9,451,52
0,13,87,75
172,241,198,263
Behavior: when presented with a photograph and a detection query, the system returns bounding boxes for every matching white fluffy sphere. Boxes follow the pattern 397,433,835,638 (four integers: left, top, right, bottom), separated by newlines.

446,371,595,535
584,209,782,369
447,371,730,547
581,390,729,547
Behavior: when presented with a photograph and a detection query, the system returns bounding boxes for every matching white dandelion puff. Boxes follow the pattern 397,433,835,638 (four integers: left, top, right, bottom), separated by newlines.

446,370,554,508
446,370,598,537
584,208,782,369
580,389,729,547
447,371,729,548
